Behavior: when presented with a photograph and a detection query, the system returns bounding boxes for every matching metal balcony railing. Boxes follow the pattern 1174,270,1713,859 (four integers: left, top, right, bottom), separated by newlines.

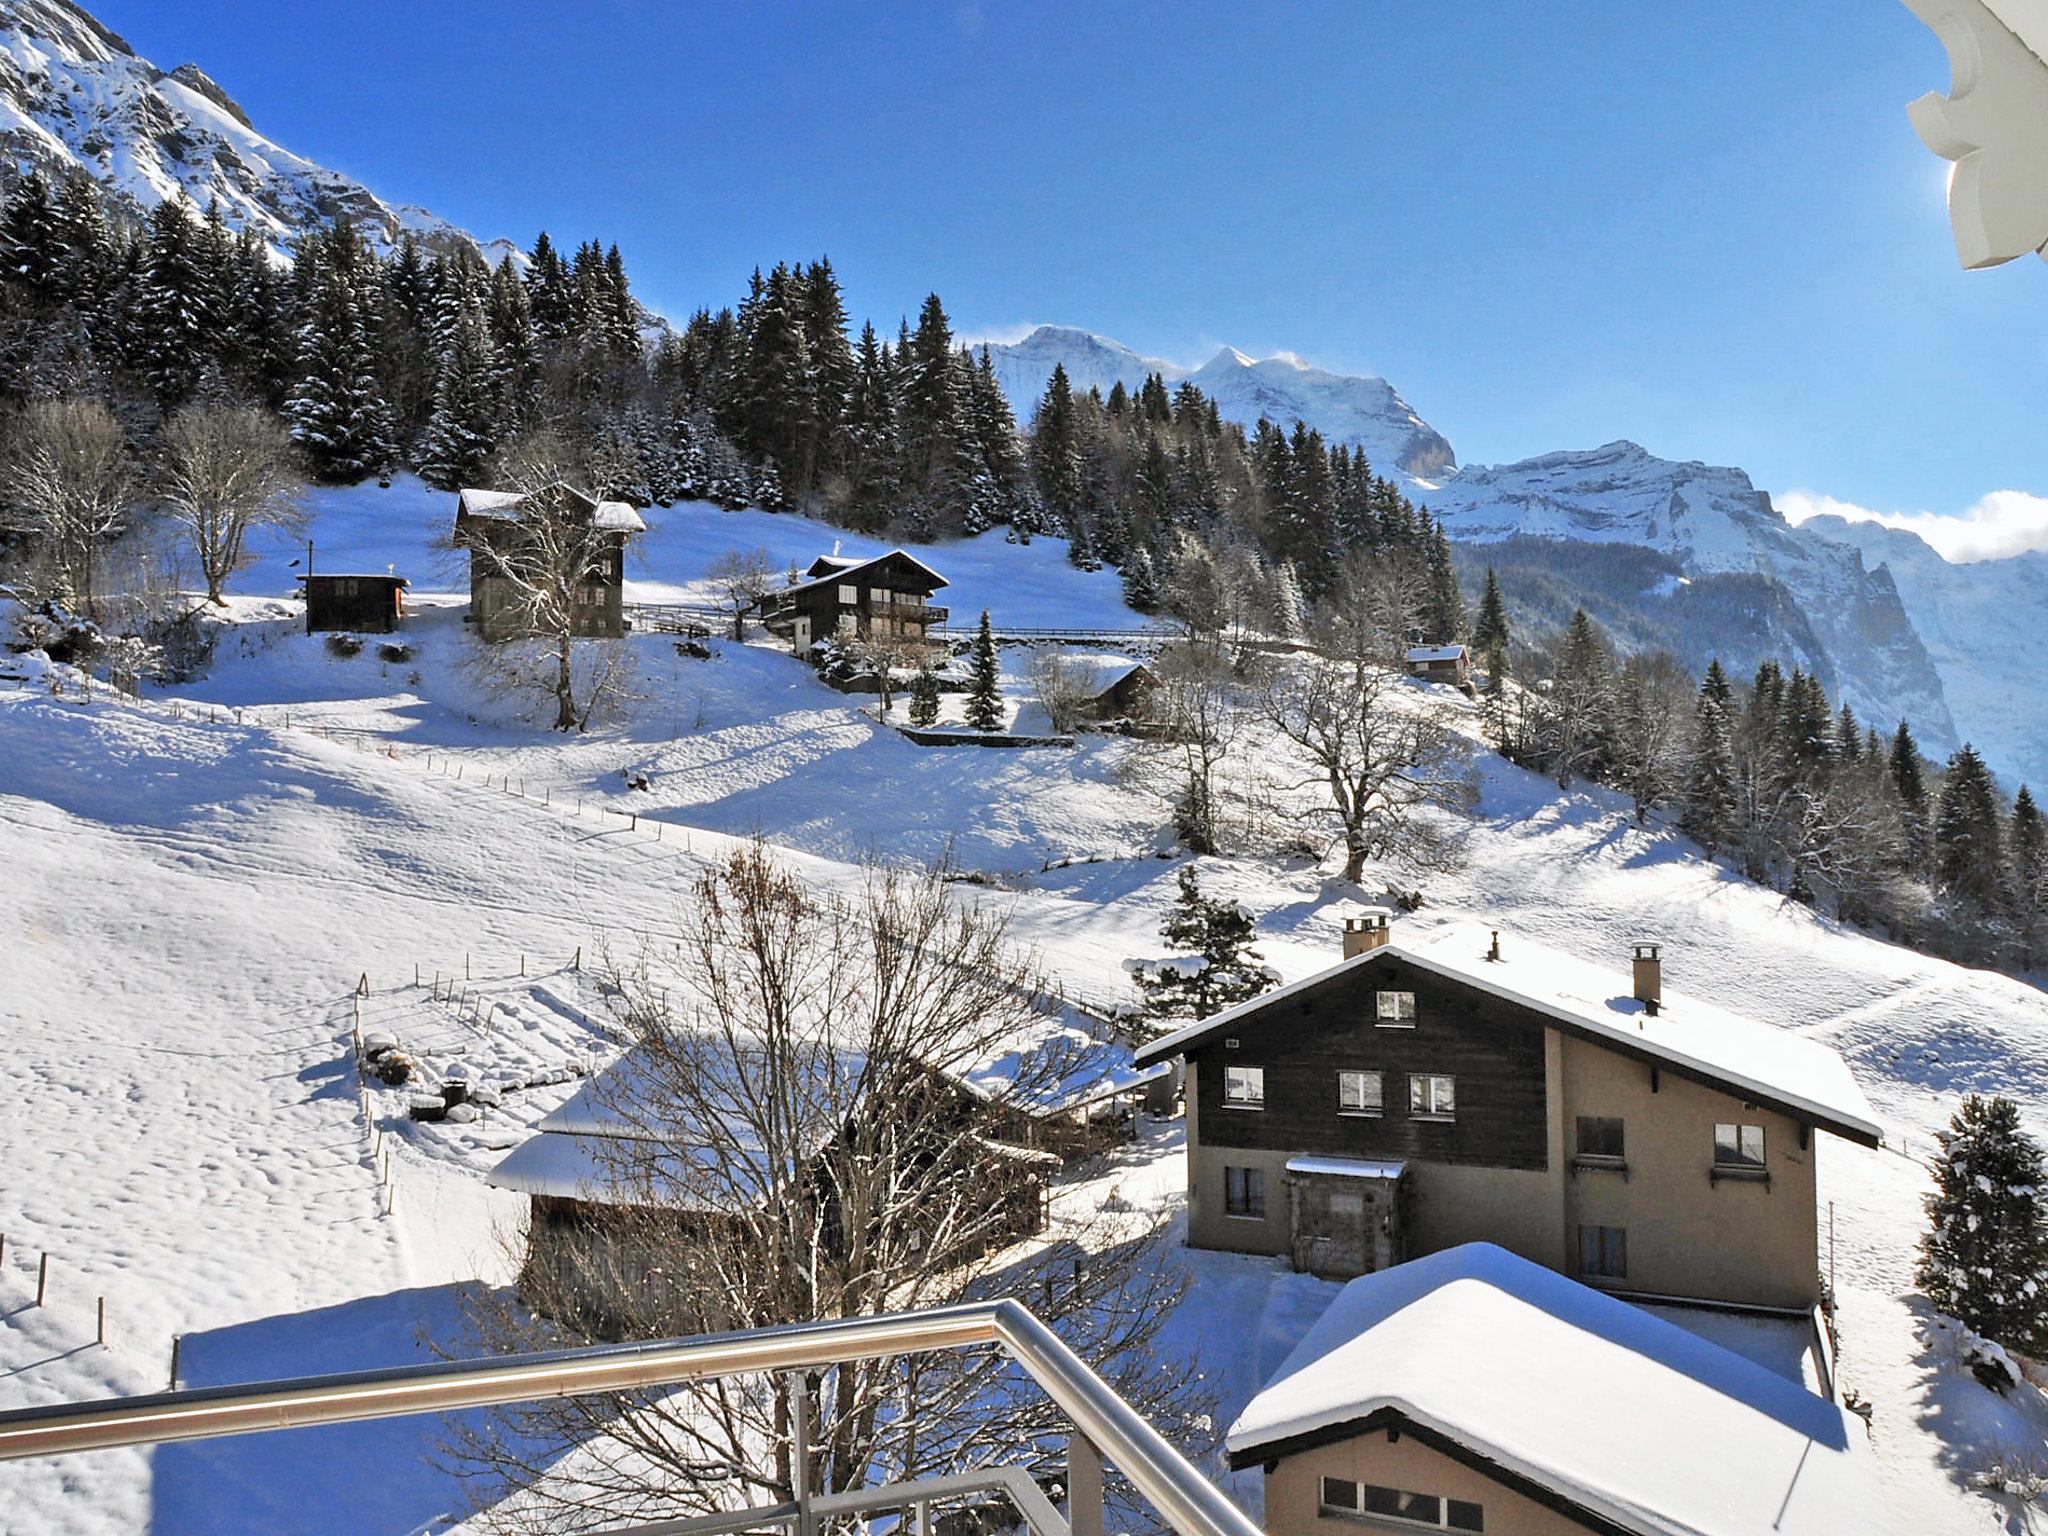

0,1298,1258,1536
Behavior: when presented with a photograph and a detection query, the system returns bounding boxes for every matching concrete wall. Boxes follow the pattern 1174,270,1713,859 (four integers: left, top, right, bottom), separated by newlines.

1558,1036,1820,1309
1263,1431,1594,1536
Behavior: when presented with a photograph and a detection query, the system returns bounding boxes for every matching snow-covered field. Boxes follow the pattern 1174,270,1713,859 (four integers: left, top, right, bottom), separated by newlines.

3,479,2046,1533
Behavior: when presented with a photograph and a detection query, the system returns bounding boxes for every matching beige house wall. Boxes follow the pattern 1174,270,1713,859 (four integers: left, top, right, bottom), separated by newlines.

1557,1036,1820,1310
1262,1431,1596,1536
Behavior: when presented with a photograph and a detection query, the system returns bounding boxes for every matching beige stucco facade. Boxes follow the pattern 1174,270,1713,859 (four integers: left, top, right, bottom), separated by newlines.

1261,1429,1596,1536
1188,1023,1824,1310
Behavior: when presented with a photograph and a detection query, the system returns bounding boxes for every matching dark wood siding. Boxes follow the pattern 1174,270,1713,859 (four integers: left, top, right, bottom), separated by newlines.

1191,956,1549,1171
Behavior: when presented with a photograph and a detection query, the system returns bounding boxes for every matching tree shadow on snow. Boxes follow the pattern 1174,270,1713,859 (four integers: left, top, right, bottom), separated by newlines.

147,1283,506,1536
1904,1296,2048,1531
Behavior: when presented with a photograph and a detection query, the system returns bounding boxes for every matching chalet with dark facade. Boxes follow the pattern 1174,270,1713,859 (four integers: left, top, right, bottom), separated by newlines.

762,550,948,654
1080,661,1158,724
1134,913,1882,1312
298,571,407,634
454,484,645,641
1404,638,1471,687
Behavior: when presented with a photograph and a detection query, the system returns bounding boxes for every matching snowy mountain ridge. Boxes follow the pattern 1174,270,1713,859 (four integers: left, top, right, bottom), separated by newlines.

980,324,1458,478
0,0,517,263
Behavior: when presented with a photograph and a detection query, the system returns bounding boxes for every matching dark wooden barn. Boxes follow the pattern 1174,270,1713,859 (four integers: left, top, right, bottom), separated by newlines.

298,572,408,635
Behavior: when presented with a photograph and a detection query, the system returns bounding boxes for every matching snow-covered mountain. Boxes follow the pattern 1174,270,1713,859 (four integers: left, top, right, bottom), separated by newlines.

981,325,1457,478
0,0,515,263
1798,515,2048,789
1423,441,1957,755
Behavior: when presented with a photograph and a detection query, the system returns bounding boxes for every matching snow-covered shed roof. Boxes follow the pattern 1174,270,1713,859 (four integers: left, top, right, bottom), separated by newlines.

1405,643,1468,664
1134,921,1882,1146
297,572,409,587
454,483,646,534
1226,1244,1880,1536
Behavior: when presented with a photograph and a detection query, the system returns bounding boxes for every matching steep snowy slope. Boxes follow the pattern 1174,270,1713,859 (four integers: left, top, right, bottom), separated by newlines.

0,0,513,261
1423,441,1957,752
981,325,1456,477
1799,514,2048,790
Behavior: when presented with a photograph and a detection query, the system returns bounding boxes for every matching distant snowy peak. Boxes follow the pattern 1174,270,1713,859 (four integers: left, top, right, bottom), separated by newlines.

0,0,501,261
979,324,1456,478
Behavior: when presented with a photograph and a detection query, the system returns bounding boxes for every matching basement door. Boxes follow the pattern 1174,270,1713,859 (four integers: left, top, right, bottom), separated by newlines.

1287,1166,1405,1280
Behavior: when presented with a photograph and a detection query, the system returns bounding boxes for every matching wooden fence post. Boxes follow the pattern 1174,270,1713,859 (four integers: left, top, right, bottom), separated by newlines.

466,953,472,980
519,953,526,977
573,946,581,971
96,1296,106,1347
169,1334,181,1390
36,1252,49,1305
357,972,369,998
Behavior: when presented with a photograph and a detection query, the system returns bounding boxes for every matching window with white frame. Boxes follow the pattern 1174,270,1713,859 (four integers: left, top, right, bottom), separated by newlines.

1224,1164,1266,1219
1338,1069,1383,1115
1408,1073,1455,1119
1222,1065,1265,1108
1375,990,1417,1025
838,584,859,604
1318,1476,1483,1531
1714,1122,1766,1171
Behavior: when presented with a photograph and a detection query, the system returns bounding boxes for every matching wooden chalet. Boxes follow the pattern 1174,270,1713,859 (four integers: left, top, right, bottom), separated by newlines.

762,549,948,654
298,571,407,635
453,484,646,642
1404,635,1471,688
1080,660,1158,723
1135,914,1881,1312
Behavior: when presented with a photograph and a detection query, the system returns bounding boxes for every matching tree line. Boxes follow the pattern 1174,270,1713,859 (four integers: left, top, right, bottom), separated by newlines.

1483,596,2046,972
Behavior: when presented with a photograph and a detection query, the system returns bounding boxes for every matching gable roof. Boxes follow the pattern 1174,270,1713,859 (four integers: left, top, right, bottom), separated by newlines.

455,483,646,534
782,548,948,598
1133,921,1882,1146
1406,643,1468,664
1226,1244,1881,1536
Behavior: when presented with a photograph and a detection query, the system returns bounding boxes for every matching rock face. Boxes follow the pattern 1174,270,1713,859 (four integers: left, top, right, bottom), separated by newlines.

980,324,1455,477
0,0,495,259
1798,516,2048,787
1423,442,1957,753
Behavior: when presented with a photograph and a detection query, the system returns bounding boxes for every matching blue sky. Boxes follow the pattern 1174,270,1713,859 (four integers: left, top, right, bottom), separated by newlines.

101,0,2046,539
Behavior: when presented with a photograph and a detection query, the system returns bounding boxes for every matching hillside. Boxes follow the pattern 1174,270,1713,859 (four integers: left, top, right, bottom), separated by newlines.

3,482,2048,1533
0,0,511,261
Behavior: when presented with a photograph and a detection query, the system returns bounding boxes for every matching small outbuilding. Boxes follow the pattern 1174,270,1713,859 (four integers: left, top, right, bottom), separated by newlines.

298,572,408,635
1081,660,1158,723
1404,637,1471,687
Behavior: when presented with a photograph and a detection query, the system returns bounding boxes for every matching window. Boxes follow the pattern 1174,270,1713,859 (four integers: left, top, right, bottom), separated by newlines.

1714,1122,1767,1172
1319,1478,1482,1531
1224,1165,1266,1219
1575,1115,1625,1162
1408,1074,1456,1119
1338,1069,1383,1115
1578,1224,1627,1280
1375,990,1417,1026
1223,1065,1265,1108
838,583,859,604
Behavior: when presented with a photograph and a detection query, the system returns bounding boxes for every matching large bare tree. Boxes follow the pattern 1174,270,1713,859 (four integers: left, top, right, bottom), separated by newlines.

0,397,135,617
453,845,1203,1532
704,545,776,641
1027,647,1103,735
1259,593,1474,883
154,403,304,606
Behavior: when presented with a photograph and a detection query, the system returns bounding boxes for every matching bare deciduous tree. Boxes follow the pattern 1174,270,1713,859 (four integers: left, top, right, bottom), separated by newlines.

1027,646,1102,734
704,546,776,641
1259,605,1475,883
840,628,922,717
1143,638,1249,855
452,844,1205,1532
0,398,135,617
154,404,304,606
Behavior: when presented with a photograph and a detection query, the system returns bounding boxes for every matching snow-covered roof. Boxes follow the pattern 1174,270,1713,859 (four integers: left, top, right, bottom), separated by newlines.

296,572,408,586
1226,1244,1882,1536
1285,1155,1406,1180
1406,643,1467,664
485,1128,736,1209
1135,921,1882,1146
454,484,646,534
779,549,948,599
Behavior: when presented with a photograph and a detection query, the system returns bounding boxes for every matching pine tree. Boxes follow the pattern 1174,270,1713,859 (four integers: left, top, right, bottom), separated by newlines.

1936,743,2005,908
1131,868,1276,1030
138,198,207,405
0,169,63,301
1681,688,1740,854
416,309,501,489
1917,1094,2048,1354
907,657,941,727
1121,546,1160,611
285,224,396,482
1472,568,1510,675
2012,786,2046,963
964,609,1003,731
1891,721,1931,868
1030,363,1083,527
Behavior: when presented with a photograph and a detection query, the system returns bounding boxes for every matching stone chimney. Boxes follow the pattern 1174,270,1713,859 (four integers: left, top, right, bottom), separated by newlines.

1343,908,1394,960
1631,942,1662,1016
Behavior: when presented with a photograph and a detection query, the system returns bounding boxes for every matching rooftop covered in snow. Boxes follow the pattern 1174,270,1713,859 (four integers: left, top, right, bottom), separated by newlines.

1226,1243,1883,1536
454,483,646,534
1135,920,1883,1146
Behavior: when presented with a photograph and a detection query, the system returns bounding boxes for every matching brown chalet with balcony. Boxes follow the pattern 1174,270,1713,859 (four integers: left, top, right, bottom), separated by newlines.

1134,912,1883,1314
762,550,948,654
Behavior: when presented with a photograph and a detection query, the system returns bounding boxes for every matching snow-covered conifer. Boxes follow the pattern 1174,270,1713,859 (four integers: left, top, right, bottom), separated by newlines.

1917,1094,2048,1355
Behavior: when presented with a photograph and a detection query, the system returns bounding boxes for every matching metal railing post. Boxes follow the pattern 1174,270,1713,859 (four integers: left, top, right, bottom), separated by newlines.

787,1371,814,1536
1066,1430,1105,1536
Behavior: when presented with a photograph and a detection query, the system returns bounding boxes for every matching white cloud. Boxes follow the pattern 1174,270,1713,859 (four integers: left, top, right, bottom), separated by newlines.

1779,487,2048,563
